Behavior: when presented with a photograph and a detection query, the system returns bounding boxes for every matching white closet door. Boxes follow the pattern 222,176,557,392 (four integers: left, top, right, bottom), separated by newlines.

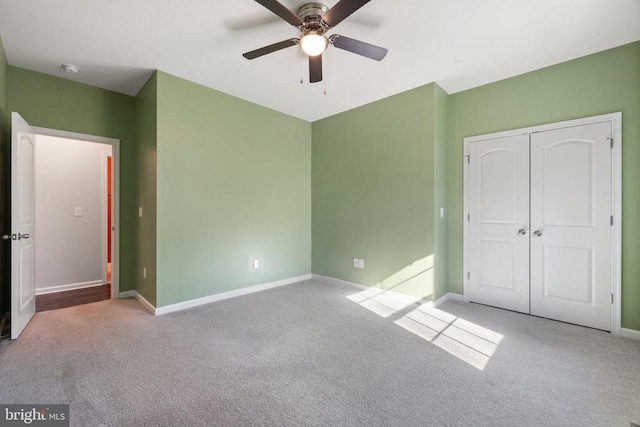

468,134,530,314
530,122,612,331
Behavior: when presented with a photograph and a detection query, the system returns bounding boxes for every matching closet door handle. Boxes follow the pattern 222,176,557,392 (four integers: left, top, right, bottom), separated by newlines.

533,230,543,237
517,228,527,235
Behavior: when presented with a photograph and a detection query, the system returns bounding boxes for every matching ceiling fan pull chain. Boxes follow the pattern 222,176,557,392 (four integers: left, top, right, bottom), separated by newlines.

323,50,328,95
300,45,304,84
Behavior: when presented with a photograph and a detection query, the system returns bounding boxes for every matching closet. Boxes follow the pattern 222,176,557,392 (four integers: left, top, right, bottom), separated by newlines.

464,115,619,331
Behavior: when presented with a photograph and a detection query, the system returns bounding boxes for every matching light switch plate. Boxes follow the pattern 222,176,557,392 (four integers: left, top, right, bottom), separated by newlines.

353,258,359,268
138,207,143,218
253,259,260,269
358,259,364,269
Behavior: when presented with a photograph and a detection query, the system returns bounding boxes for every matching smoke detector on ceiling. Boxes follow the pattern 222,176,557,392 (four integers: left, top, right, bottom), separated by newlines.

61,64,80,73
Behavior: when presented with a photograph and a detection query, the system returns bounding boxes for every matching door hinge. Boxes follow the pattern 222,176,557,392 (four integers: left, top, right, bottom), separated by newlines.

610,293,614,304
467,213,470,222
608,138,613,149
465,155,470,164
610,215,613,226
467,272,470,280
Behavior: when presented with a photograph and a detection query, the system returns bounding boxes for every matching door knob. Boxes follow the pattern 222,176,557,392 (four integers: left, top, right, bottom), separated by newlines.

518,228,527,235
2,233,29,241
533,230,543,237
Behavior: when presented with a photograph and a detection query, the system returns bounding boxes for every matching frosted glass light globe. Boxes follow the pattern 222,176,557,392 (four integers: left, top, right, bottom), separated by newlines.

301,33,328,56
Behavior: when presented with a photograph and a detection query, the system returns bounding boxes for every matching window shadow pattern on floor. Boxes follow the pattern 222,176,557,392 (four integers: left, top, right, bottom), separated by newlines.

347,288,503,370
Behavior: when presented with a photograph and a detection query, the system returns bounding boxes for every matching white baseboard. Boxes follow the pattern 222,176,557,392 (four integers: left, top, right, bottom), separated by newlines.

119,275,312,316
121,274,463,317
311,274,460,308
312,274,369,291
118,290,135,298
431,292,464,307
118,290,156,315
148,274,312,316
36,280,104,296
621,327,640,341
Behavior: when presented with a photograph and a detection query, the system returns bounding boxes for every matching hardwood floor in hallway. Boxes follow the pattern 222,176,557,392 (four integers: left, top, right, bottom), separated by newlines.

36,284,111,312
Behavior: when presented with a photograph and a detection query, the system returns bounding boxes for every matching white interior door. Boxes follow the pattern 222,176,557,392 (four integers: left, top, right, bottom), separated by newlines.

10,112,36,339
468,134,530,313
530,122,612,331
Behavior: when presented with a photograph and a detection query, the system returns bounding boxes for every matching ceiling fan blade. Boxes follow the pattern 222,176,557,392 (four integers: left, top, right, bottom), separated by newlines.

330,35,388,61
309,55,323,83
254,0,303,26
322,0,371,28
243,39,299,60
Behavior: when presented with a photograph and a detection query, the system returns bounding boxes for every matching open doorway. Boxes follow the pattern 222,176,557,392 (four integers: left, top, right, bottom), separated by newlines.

31,130,119,312
6,114,121,338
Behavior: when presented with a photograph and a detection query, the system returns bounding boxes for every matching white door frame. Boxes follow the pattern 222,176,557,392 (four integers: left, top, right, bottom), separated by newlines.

33,126,120,299
463,112,622,335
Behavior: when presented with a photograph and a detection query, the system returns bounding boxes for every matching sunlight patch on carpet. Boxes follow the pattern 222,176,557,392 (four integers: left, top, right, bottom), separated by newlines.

346,287,421,318
395,305,503,370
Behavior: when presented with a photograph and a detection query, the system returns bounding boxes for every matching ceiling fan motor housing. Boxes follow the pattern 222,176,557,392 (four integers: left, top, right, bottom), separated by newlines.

297,2,329,34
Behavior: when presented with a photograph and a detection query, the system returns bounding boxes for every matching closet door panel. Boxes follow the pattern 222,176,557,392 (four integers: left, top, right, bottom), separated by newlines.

468,134,530,314
530,122,612,331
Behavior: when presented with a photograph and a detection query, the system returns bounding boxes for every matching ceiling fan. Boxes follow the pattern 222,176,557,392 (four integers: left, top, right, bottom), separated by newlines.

242,0,388,83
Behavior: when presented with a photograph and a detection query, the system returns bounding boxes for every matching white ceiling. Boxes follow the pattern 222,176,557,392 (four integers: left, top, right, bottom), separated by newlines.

1,0,639,122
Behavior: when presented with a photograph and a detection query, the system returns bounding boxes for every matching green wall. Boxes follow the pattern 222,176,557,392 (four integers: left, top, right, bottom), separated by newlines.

447,41,640,330
7,67,138,292
433,84,450,299
312,83,445,300
154,72,311,307
0,34,9,315
134,72,158,305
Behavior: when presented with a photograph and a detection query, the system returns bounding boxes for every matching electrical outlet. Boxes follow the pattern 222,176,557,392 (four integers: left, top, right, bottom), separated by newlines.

358,258,364,269
253,259,260,269
143,267,147,279
353,258,359,268
138,207,143,218
74,207,82,217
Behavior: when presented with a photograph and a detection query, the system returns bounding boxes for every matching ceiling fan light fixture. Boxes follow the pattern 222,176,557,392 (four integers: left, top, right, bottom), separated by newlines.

301,32,328,56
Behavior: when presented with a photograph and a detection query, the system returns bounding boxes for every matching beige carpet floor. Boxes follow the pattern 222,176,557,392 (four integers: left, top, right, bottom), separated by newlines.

1,279,639,426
